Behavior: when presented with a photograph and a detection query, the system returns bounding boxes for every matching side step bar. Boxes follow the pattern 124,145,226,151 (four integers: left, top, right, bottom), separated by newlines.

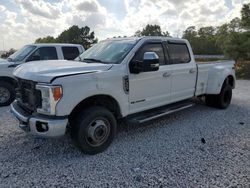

139,103,194,123
127,101,195,124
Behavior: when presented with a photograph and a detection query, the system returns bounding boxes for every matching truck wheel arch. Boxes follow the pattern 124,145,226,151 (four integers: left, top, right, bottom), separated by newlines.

220,75,235,91
69,95,122,121
0,76,17,87
226,75,235,88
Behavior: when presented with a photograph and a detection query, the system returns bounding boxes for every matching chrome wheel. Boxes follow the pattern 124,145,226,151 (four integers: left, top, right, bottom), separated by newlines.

0,87,10,104
86,118,111,147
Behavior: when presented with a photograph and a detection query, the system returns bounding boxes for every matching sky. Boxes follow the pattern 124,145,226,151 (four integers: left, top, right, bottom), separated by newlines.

0,0,249,50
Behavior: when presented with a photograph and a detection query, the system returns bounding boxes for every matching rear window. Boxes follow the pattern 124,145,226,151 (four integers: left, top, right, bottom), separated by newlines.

167,43,191,64
62,47,80,60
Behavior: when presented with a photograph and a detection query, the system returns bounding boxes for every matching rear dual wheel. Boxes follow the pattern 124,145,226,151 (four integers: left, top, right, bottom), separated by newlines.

205,84,232,109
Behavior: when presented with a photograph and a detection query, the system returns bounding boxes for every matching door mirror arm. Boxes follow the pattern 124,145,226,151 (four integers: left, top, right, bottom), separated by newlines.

130,60,142,74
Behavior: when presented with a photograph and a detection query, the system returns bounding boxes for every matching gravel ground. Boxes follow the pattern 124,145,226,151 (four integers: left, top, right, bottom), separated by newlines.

0,80,249,188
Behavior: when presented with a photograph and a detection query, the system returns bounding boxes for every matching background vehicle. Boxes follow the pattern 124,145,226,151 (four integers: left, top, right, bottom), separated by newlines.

10,37,235,154
0,43,84,106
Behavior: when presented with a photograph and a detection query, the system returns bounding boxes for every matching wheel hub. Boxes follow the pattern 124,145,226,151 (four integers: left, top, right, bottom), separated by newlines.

86,119,110,147
0,87,10,103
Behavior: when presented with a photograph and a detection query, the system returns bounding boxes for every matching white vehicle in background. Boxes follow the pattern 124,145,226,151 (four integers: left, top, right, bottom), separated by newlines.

11,37,236,155
0,43,84,106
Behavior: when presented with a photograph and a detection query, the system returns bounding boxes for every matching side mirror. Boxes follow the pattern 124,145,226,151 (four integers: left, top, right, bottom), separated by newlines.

130,52,159,74
26,55,40,62
141,52,159,72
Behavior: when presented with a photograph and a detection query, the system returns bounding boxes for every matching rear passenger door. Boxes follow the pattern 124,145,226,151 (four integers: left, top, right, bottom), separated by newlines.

62,47,80,60
165,41,197,102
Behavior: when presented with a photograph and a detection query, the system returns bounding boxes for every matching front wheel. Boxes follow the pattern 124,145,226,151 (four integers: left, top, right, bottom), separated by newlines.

0,81,15,107
71,106,117,155
205,84,232,109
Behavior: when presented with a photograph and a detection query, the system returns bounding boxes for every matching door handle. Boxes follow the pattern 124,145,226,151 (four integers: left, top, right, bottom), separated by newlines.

163,72,171,77
189,69,196,74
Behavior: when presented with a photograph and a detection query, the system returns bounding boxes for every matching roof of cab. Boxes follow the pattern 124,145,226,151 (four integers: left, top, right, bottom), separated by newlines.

103,36,187,43
28,43,83,47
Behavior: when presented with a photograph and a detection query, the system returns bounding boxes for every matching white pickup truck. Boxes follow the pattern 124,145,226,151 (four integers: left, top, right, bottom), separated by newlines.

10,37,236,154
0,43,84,106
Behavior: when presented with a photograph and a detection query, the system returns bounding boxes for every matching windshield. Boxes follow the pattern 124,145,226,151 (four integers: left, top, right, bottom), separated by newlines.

8,45,36,62
76,39,137,64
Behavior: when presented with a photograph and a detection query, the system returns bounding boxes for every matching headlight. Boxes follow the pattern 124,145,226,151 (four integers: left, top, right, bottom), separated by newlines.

36,84,62,115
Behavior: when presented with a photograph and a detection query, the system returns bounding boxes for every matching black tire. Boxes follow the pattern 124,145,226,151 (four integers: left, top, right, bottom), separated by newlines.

205,94,216,107
71,106,117,155
205,84,232,109
0,81,16,107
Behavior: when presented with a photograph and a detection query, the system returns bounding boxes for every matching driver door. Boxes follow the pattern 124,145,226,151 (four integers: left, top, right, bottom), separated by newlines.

26,47,58,62
129,42,172,114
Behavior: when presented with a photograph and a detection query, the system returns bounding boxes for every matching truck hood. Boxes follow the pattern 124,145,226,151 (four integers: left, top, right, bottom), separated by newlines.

0,58,7,63
13,60,112,83
0,59,13,67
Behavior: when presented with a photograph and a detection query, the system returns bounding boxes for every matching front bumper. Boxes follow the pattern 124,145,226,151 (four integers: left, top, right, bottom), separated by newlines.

10,101,68,137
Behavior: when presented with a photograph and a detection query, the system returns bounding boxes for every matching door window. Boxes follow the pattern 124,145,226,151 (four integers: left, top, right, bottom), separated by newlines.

133,43,166,65
27,47,58,61
166,43,191,64
62,47,80,60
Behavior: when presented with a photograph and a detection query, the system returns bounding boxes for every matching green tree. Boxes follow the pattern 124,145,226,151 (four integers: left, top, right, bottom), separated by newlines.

241,3,250,30
182,26,199,54
182,26,197,39
223,32,250,61
0,48,16,59
215,23,230,51
135,24,170,37
198,26,215,38
221,3,250,61
199,26,221,55
35,36,56,43
228,17,242,32
182,26,222,55
56,25,98,49
35,25,98,49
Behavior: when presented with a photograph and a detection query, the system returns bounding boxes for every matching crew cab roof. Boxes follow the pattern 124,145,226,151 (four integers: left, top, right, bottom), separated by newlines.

102,36,188,43
27,43,83,47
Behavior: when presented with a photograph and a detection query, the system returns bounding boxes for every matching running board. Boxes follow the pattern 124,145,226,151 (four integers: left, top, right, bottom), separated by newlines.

127,101,195,124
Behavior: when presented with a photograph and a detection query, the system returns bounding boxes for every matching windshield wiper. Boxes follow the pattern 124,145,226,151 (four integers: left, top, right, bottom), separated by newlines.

83,58,103,63
82,58,115,64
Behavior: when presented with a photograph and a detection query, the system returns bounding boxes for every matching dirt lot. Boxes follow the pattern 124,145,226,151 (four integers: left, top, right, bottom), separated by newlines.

0,80,249,187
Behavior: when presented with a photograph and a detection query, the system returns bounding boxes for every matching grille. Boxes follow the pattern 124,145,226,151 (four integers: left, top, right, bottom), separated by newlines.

16,78,42,113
